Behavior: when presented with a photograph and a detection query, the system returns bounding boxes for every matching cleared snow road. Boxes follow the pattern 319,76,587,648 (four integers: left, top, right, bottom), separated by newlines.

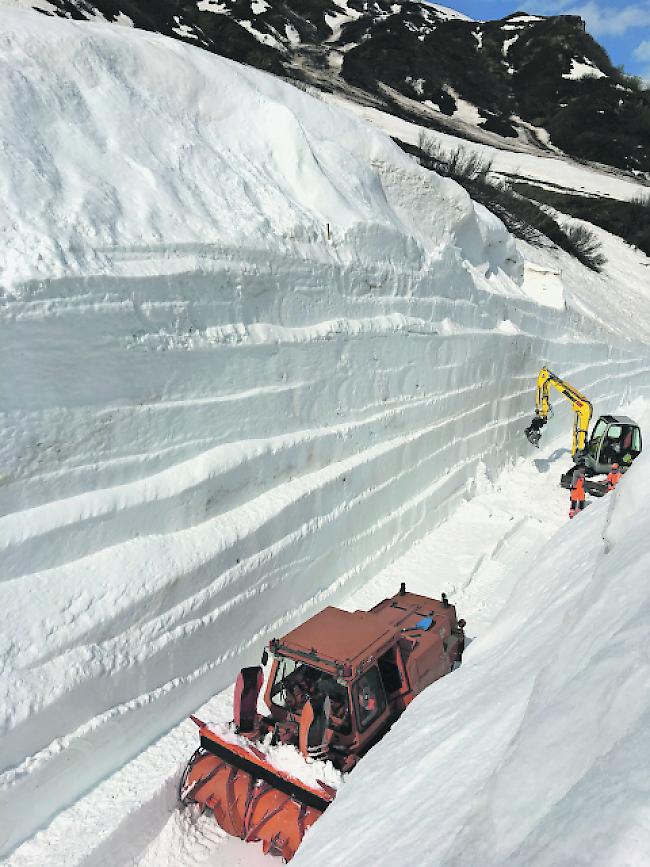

7,432,571,867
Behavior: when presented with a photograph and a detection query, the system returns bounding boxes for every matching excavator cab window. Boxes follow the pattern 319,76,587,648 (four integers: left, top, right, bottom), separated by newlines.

600,424,622,464
614,425,642,464
588,418,608,458
353,666,387,731
590,422,642,466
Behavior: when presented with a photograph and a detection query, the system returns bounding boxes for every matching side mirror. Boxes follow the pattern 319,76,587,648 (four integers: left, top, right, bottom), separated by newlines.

457,619,466,629
261,648,269,666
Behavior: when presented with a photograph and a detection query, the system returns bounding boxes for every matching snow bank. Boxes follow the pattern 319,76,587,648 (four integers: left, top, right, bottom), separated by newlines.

2,9,650,859
321,91,650,343
295,407,650,867
0,8,518,292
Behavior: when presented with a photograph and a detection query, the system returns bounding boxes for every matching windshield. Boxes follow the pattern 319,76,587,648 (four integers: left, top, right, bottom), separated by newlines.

269,658,321,711
588,418,608,457
317,675,352,735
269,660,352,732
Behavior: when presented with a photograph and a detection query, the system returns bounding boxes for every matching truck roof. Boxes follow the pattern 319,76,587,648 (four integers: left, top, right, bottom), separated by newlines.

274,591,456,674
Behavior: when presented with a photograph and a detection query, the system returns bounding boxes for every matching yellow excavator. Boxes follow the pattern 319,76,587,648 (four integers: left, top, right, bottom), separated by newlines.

524,366,642,496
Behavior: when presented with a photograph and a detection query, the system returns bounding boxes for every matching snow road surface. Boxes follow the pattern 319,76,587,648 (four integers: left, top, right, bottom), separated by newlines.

1,8,650,867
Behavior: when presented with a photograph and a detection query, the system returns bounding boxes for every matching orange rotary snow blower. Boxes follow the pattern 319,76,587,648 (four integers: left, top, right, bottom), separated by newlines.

180,586,465,860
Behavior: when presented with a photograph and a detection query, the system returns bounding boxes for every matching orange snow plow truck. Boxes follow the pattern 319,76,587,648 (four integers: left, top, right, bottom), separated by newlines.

180,585,465,860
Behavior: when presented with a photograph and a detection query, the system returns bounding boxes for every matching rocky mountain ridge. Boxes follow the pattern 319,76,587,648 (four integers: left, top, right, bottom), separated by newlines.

15,0,650,172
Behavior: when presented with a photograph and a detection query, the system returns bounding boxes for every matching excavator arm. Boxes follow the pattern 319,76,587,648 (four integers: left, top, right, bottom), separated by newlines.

525,367,593,456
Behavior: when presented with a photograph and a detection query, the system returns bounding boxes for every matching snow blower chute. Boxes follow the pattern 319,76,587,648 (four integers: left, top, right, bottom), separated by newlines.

180,586,465,860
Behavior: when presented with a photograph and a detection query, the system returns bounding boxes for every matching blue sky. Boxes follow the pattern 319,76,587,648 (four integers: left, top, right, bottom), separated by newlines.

434,1,650,82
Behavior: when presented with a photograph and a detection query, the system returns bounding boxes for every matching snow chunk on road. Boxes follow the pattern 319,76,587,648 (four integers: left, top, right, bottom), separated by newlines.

522,261,565,309
207,722,343,792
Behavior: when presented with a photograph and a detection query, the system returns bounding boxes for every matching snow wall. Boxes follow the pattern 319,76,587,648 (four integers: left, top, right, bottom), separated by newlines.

295,420,650,867
1,10,649,855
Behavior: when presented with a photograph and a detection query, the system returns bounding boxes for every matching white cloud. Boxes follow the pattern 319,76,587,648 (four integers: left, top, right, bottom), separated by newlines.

633,39,650,61
539,1,650,36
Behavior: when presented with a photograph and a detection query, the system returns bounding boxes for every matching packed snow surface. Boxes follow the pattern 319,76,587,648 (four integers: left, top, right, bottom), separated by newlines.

1,7,650,866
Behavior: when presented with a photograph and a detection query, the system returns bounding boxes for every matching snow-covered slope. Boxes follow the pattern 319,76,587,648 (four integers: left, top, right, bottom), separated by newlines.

1,8,650,863
296,403,650,867
320,93,650,344
0,6,492,290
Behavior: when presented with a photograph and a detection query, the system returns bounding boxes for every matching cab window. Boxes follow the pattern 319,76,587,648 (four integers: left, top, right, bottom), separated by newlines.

591,419,607,439
353,666,387,731
589,419,608,456
378,647,403,694
270,659,320,710
317,676,352,735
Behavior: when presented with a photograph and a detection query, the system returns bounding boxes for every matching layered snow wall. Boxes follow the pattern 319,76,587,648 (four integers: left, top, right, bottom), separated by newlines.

1,9,650,857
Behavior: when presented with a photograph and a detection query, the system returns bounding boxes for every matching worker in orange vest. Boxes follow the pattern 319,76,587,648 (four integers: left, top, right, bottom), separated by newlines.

569,471,586,518
607,463,622,491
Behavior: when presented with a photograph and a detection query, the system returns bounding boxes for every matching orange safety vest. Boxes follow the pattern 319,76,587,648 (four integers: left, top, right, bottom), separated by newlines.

570,478,586,502
607,469,621,490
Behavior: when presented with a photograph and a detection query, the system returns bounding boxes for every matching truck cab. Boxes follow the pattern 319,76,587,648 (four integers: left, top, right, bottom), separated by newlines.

259,590,465,766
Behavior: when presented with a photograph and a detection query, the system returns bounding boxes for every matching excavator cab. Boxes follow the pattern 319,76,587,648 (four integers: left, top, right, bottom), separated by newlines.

583,415,642,474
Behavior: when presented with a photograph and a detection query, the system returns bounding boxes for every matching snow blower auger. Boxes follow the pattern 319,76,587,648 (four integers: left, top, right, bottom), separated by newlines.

180,585,465,861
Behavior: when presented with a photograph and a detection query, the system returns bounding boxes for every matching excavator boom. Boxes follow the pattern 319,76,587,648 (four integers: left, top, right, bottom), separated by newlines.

525,366,593,456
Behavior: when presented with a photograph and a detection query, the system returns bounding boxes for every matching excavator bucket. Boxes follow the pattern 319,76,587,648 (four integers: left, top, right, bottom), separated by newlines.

180,718,335,861
525,415,546,447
